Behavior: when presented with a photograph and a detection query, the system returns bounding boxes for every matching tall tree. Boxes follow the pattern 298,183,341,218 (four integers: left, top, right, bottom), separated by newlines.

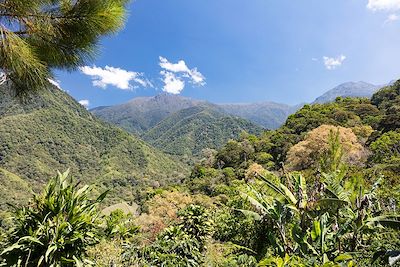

0,0,129,93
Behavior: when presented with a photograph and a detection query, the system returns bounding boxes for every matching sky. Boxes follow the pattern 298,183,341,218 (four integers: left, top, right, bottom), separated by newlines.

56,0,400,108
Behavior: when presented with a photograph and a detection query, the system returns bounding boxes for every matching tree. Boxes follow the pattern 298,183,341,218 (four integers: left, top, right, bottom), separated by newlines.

371,80,400,132
286,125,368,171
0,170,108,266
369,130,400,171
0,0,129,93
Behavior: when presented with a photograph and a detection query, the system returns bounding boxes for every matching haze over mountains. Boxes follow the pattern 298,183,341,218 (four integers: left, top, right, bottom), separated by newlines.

313,81,381,104
91,94,299,132
220,102,301,129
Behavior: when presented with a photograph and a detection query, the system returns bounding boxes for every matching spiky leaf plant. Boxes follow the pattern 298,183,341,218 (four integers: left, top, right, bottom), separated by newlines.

0,0,129,93
0,170,108,266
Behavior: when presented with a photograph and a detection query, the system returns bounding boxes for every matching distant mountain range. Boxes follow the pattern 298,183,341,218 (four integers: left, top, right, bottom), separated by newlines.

91,80,387,133
92,94,264,156
90,80,392,157
312,81,382,104
220,102,301,130
91,93,298,131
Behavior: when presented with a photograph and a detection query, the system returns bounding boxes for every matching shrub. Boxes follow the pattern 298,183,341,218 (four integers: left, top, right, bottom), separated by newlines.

124,204,213,266
0,170,107,266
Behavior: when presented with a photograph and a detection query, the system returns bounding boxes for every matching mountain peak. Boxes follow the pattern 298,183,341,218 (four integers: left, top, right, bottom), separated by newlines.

313,81,380,104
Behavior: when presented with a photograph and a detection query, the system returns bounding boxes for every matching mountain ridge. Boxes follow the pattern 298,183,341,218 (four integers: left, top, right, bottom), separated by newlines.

91,79,388,132
313,81,381,104
0,83,188,209
91,93,298,131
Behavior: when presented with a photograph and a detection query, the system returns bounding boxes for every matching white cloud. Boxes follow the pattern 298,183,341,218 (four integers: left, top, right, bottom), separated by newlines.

0,72,6,85
160,71,185,94
311,57,319,62
323,55,346,70
384,13,400,23
78,99,90,108
48,78,61,89
159,57,205,94
79,65,152,90
367,0,400,11
159,57,191,73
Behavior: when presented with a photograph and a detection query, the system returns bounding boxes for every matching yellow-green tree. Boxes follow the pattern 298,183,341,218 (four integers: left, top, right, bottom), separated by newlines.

286,125,368,171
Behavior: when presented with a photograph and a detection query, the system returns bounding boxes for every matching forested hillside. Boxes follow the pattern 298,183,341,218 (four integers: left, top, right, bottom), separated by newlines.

93,94,264,157
91,94,210,134
142,105,263,156
1,0,399,265
0,83,188,210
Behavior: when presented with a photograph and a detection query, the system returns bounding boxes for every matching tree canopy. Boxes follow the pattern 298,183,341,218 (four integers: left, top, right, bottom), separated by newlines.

0,0,129,93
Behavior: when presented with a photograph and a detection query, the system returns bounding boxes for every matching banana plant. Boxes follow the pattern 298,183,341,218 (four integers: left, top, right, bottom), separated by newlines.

322,174,400,251
240,171,315,254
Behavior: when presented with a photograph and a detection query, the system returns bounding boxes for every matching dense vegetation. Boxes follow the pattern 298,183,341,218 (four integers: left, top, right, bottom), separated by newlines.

91,93,210,135
93,94,264,157
1,81,399,266
143,105,263,157
0,83,187,212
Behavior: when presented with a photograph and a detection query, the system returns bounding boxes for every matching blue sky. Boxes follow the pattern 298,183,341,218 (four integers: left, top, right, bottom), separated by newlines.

56,0,400,108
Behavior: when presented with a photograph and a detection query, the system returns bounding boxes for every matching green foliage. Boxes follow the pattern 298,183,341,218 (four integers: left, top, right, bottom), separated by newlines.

103,209,139,240
319,129,345,173
123,204,213,266
0,0,129,93
0,170,106,266
213,206,266,253
371,81,400,132
178,82,400,266
370,130,400,171
203,241,258,267
258,254,306,267
240,168,400,265
126,226,203,267
143,106,263,157
177,204,213,246
0,84,187,210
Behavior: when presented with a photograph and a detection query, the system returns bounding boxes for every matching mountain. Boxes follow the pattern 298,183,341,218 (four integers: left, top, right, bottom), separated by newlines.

91,94,265,157
91,94,210,135
0,83,187,210
92,94,299,134
142,105,264,156
219,102,301,130
313,81,380,104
